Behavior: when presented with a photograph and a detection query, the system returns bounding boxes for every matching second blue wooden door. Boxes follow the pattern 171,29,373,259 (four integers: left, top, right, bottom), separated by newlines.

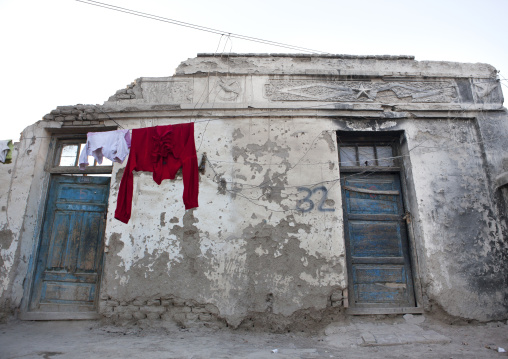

341,173,415,308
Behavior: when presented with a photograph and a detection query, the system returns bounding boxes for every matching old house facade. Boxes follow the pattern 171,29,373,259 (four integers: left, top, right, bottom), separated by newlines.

1,54,507,328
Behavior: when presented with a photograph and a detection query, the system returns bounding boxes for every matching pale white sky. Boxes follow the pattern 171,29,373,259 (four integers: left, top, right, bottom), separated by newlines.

1,0,507,141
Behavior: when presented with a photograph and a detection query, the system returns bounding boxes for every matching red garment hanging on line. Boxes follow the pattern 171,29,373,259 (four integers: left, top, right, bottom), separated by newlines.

115,123,199,224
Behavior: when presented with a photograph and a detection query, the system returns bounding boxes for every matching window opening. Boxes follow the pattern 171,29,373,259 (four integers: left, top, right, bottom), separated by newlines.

337,132,400,170
50,137,113,176
59,144,80,166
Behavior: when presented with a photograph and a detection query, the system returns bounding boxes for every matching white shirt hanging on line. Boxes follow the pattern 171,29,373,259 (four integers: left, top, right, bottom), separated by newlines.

0,140,11,163
79,129,131,169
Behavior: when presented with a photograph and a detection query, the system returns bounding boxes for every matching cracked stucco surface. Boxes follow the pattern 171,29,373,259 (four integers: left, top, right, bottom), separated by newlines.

103,118,345,326
1,55,507,324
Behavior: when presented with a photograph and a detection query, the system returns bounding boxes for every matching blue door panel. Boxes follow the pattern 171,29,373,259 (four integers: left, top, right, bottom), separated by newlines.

344,178,399,191
41,281,95,304
57,184,109,203
47,212,72,269
29,175,110,313
348,196,398,215
342,173,416,308
344,177,401,215
43,271,97,283
353,264,410,303
348,197,398,215
77,212,103,272
349,221,403,257
355,284,408,303
353,265,406,284
55,203,107,212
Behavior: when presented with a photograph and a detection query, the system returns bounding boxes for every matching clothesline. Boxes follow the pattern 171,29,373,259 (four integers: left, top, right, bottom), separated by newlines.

79,124,199,224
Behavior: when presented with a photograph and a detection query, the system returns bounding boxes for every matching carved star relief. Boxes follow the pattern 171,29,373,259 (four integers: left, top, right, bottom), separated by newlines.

354,84,374,99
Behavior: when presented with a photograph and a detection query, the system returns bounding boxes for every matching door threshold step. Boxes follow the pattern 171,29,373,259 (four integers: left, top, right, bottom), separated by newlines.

346,307,424,315
19,312,101,321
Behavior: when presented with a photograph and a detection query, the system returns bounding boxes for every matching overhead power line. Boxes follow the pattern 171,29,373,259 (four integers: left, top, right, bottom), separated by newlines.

75,0,330,54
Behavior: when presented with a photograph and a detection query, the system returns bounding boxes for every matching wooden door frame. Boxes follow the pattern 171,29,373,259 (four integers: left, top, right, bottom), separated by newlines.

337,131,424,315
19,129,114,320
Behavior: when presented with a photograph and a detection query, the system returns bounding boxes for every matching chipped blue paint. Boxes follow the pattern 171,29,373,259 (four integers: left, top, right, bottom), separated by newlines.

29,175,110,312
342,174,416,308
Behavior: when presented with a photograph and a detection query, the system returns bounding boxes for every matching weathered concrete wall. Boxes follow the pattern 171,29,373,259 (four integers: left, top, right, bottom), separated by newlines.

97,113,508,326
0,144,17,319
176,53,497,78
101,117,346,328
0,122,58,320
1,54,507,326
336,117,508,321
410,118,507,321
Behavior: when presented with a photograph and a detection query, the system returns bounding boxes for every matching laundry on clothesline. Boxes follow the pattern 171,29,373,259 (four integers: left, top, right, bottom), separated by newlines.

0,140,13,163
78,129,131,169
114,123,199,224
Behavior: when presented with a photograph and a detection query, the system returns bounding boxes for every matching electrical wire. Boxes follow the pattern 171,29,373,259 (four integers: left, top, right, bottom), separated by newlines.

201,102,502,202
192,36,232,149
18,68,506,212
75,0,329,54
22,81,499,144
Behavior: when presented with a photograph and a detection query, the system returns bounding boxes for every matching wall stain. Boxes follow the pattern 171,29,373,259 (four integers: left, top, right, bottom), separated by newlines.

232,128,244,140
322,132,335,152
0,228,14,250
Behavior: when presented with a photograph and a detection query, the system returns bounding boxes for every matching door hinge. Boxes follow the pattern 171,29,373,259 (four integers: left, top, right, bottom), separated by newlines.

402,211,411,223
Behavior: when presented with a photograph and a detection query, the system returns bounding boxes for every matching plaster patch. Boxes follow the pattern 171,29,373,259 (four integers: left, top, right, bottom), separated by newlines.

232,128,244,140
255,246,268,256
380,121,397,129
322,132,336,152
160,212,166,227
0,229,14,250
299,269,341,287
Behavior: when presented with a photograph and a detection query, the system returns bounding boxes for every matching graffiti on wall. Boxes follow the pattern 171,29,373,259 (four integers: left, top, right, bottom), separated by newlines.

296,186,335,212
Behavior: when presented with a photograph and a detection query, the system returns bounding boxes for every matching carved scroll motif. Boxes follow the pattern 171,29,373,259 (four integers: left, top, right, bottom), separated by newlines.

141,81,193,104
264,80,458,103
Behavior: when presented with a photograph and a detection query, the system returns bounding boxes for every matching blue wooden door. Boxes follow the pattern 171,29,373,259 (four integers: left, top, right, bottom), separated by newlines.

341,173,415,308
29,176,110,313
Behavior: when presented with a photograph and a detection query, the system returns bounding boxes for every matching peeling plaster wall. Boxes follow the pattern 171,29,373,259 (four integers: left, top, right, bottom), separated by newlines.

0,145,17,305
337,117,508,321
103,117,345,327
101,112,508,325
0,122,56,318
408,118,508,320
1,54,507,324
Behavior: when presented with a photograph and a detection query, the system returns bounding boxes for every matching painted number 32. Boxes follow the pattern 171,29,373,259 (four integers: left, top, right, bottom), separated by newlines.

296,186,335,212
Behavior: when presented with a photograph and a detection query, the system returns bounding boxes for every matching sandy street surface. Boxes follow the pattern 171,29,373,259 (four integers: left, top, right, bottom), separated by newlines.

0,315,507,359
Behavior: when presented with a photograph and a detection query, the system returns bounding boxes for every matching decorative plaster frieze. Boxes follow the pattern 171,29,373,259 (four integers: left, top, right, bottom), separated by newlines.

471,79,503,104
215,77,242,101
264,80,459,103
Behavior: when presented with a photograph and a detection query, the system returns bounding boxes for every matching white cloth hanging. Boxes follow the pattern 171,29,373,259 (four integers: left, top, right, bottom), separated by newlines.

79,129,131,169
0,140,11,163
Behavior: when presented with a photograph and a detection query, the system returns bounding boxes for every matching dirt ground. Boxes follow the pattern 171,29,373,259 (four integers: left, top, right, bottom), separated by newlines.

1,314,507,359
